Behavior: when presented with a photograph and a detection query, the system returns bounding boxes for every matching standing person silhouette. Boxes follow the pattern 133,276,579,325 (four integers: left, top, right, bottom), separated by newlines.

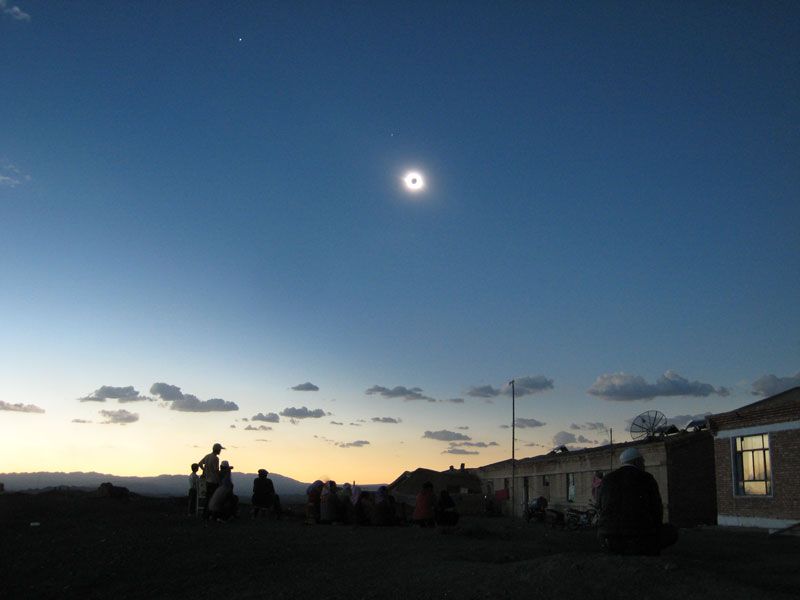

198,443,224,514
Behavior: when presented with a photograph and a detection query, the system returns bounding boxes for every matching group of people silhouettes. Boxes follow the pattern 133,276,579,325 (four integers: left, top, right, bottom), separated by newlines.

189,442,280,522
303,479,460,527
187,441,677,555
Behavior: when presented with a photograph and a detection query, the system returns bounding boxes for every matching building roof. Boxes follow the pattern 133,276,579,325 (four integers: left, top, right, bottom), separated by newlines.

476,430,710,473
707,386,800,432
387,467,482,495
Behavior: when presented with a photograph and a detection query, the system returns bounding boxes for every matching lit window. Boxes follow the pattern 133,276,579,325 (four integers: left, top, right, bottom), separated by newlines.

734,434,772,496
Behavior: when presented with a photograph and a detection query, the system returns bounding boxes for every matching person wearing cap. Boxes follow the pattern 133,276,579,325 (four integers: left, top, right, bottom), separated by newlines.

198,443,224,515
597,447,678,555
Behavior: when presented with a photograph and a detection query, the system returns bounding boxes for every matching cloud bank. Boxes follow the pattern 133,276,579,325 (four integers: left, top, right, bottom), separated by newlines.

588,371,729,401
171,395,238,412
291,382,319,392
149,382,238,412
515,418,546,429
280,406,326,419
99,409,138,425
751,371,800,397
252,412,280,423
0,1,30,22
371,416,401,424
442,448,479,455
423,430,471,442
365,385,435,402
80,385,151,403
570,422,606,431
0,400,45,413
467,375,554,399
338,440,369,448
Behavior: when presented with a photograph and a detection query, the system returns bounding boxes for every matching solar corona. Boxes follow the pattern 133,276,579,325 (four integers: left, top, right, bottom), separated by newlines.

403,171,425,192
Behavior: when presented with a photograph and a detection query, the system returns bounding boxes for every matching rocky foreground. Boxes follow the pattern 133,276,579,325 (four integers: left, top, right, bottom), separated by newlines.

3,490,798,599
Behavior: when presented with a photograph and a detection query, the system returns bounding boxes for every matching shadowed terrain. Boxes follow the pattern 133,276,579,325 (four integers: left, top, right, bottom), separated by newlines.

4,490,798,599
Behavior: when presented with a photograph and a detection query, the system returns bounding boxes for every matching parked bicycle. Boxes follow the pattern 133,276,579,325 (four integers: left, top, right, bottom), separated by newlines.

564,503,598,530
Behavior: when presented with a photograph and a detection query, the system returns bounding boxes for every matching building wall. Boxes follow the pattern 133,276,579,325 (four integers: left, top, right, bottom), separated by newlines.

477,441,677,521
665,432,716,526
714,428,800,525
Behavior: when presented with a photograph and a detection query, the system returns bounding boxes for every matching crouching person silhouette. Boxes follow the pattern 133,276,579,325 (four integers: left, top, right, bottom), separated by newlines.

597,447,678,556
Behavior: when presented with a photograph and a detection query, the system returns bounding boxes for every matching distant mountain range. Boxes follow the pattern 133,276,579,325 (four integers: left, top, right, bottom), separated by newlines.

0,471,310,497
0,471,387,497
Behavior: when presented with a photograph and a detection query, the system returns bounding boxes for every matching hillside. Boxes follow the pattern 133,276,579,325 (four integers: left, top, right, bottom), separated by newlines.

0,470,309,497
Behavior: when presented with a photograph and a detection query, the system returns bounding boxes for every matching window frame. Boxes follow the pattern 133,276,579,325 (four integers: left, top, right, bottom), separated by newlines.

566,472,576,503
731,433,773,497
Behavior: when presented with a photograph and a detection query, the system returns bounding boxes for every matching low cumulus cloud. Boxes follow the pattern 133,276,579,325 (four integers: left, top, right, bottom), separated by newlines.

99,409,138,425
513,376,555,396
349,422,361,427
0,400,45,413
552,431,577,446
338,440,369,448
466,384,502,398
71,418,91,423
450,441,498,448
172,395,238,412
456,426,469,430
150,383,238,412
588,371,729,401
467,375,554,399
256,438,269,442
371,416,401,424
252,412,280,423
515,418,546,429
280,406,327,419
80,385,151,403
0,1,30,22
330,420,343,425
423,430,471,442
444,398,465,404
552,431,598,447
365,385,435,402
291,382,319,392
244,424,272,431
570,421,606,431
751,371,800,397
442,448,479,455
149,382,184,400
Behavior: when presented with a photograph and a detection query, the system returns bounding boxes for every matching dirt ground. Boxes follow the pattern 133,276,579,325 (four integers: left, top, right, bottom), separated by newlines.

3,491,798,600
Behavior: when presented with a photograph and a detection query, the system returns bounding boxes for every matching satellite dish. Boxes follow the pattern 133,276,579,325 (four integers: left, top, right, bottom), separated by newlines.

629,410,667,441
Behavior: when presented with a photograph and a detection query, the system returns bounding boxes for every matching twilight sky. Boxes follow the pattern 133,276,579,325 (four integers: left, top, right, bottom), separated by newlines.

1,2,798,483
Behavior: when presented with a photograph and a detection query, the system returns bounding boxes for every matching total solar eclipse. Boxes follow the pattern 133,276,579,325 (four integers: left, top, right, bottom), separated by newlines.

403,171,425,192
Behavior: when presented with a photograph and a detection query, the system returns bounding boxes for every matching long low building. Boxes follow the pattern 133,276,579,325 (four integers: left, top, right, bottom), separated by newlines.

476,430,717,527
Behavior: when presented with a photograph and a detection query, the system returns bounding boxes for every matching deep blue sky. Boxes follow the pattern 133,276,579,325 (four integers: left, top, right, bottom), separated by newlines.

1,2,798,479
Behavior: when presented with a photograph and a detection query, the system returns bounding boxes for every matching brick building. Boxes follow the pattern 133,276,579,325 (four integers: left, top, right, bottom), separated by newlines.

707,386,800,530
476,431,716,526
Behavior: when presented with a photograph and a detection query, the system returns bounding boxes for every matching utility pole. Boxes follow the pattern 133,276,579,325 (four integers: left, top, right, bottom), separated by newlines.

510,379,516,518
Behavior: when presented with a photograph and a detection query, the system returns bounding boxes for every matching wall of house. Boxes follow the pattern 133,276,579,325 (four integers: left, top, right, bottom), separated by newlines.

665,432,716,526
714,428,800,527
477,441,674,520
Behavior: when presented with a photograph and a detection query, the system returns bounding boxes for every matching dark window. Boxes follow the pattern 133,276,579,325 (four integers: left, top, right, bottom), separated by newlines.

566,473,576,502
542,474,549,487
503,477,509,490
734,434,772,496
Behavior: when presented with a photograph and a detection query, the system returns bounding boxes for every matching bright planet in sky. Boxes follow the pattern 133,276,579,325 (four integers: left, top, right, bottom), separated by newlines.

403,171,425,192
